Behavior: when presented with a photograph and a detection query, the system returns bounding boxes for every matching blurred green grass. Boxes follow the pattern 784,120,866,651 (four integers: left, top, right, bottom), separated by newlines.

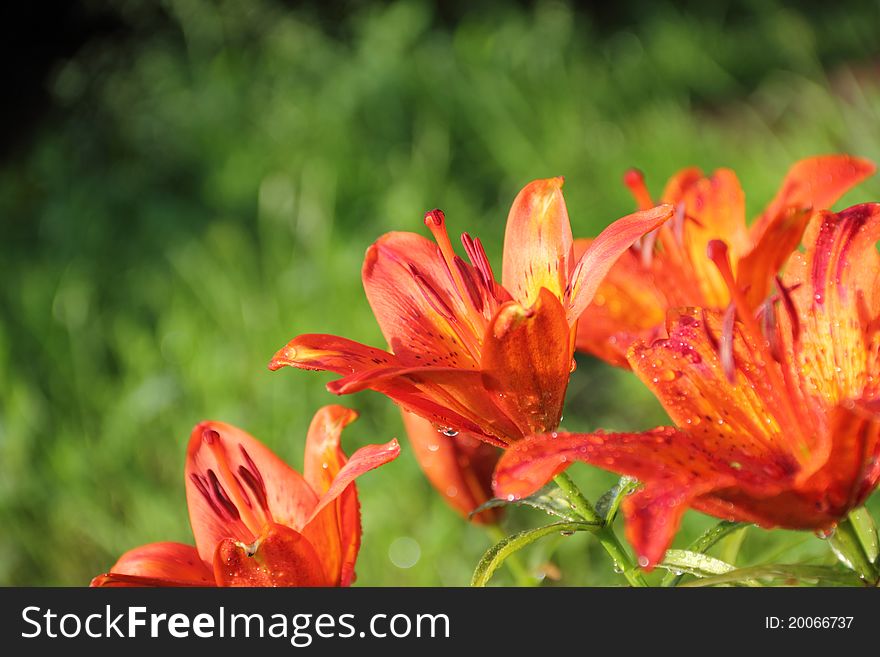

2,0,880,586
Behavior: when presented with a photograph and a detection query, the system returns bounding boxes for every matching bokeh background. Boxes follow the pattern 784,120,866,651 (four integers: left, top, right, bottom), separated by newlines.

2,0,880,586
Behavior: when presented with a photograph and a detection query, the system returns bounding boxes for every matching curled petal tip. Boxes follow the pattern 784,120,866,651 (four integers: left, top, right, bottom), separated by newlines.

268,343,298,371
490,302,532,339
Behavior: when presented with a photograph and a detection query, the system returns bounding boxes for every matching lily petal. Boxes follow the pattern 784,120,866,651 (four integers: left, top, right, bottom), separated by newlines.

481,287,572,436
795,204,880,406
269,333,395,374
566,204,673,323
668,169,749,306
296,405,359,585
303,405,360,495
306,438,400,526
300,409,399,586
573,238,667,367
185,421,317,564
738,207,812,308
213,523,330,587
492,428,776,568
401,410,501,523
751,155,876,244
90,542,213,587
271,333,522,445
502,177,574,307
363,231,482,368
626,309,810,469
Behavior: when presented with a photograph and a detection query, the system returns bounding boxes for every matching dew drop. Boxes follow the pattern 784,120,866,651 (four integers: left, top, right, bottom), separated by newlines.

815,527,836,540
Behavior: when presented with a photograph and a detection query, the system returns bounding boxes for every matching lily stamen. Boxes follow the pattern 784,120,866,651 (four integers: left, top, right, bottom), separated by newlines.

707,239,811,463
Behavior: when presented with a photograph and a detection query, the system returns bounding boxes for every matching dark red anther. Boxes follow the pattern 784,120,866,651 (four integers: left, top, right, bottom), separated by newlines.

237,446,269,514
453,256,484,313
202,428,220,445
461,233,498,300
208,469,240,521
424,209,445,227
190,473,226,521
409,264,456,320
775,275,801,345
239,446,265,493
238,466,268,513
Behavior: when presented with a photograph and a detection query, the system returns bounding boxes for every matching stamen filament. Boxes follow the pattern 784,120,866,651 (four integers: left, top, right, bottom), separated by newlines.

707,240,811,463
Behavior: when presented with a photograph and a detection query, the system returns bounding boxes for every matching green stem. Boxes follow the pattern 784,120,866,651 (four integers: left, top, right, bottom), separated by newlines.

828,513,879,584
486,524,536,586
553,473,648,587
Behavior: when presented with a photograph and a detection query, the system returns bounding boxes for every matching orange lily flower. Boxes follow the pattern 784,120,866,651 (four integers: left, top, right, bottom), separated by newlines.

270,178,672,446
576,155,875,367
401,411,500,523
91,406,399,586
494,203,880,568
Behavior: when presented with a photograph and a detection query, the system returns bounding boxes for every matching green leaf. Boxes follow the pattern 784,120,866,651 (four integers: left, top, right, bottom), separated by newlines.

679,564,865,588
827,512,880,583
594,476,639,524
658,549,738,578
848,507,879,564
470,521,600,587
469,485,581,522
660,520,748,587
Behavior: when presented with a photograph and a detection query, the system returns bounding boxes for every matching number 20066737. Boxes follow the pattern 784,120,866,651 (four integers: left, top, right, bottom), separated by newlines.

765,617,854,629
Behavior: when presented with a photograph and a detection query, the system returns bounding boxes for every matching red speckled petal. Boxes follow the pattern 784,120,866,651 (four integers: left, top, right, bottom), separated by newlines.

738,207,812,308
751,155,876,245
493,428,785,567
502,177,573,307
573,238,667,368
302,438,399,585
668,169,749,306
481,287,572,436
185,421,317,564
297,405,358,586
330,364,522,446
306,439,400,526
213,523,330,587
626,309,808,467
566,204,673,323
90,542,213,587
793,204,880,407
269,333,396,375
270,334,522,446
363,231,483,368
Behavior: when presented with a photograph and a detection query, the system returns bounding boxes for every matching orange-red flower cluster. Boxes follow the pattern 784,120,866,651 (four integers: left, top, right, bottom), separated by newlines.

495,157,880,568
93,407,398,586
96,156,880,585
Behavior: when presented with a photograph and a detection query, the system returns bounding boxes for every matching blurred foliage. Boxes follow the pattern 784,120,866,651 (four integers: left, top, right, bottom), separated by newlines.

2,0,880,585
